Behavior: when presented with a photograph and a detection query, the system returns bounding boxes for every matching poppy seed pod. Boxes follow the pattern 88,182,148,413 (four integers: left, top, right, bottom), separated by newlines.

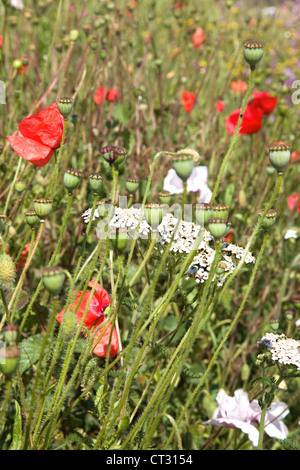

99,145,127,167
4,325,18,346
172,153,194,182
268,142,291,173
34,198,53,219
57,97,73,119
0,254,15,291
158,190,172,204
243,39,264,68
15,180,26,193
126,178,139,194
42,266,65,295
25,210,39,228
96,198,114,219
144,202,164,229
211,203,230,220
110,228,129,252
0,345,20,378
63,168,84,192
195,203,213,226
257,209,277,231
89,172,103,193
207,218,229,240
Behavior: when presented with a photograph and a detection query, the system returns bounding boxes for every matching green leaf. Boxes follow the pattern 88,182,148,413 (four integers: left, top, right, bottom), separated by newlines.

18,334,44,374
9,400,22,450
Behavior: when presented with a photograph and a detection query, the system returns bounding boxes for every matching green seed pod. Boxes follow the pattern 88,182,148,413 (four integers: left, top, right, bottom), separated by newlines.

25,210,39,228
172,153,194,182
285,309,294,321
96,198,114,219
33,198,53,219
15,180,26,193
110,228,128,252
61,311,77,341
270,319,280,331
195,203,213,226
241,363,250,381
257,209,277,231
70,29,79,41
243,39,264,68
126,178,139,194
158,190,172,205
42,266,65,295
63,168,84,192
211,203,230,220
89,172,103,194
0,254,15,290
12,59,22,70
0,346,20,378
144,202,164,229
99,145,128,167
207,217,229,240
268,142,291,173
4,325,18,345
57,97,73,119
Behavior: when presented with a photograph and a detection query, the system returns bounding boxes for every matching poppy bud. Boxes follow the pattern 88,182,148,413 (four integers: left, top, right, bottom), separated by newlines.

195,203,213,226
144,202,164,229
268,142,291,173
207,218,229,240
0,254,15,290
25,210,39,228
42,266,65,295
172,153,194,182
110,228,128,252
117,415,130,435
15,180,26,193
4,325,18,345
12,59,22,70
57,97,73,119
126,178,139,194
63,168,84,192
70,29,79,42
257,209,277,231
61,311,77,341
158,190,172,204
34,198,53,219
89,172,103,194
0,214,6,232
0,345,20,378
211,203,230,220
243,39,264,69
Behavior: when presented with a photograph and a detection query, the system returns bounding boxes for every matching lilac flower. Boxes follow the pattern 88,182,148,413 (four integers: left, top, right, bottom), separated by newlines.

203,389,289,447
163,166,212,203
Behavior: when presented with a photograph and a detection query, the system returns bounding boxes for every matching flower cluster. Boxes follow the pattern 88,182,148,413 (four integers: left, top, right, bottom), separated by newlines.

258,333,300,370
82,207,255,286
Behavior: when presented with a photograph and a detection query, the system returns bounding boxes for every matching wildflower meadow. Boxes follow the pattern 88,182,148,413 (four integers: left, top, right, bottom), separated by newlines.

0,0,299,453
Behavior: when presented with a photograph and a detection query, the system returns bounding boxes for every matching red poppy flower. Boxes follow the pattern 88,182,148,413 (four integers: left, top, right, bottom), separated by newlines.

192,27,206,47
16,242,31,270
0,36,3,50
249,91,277,115
106,87,119,102
182,90,196,113
6,102,65,166
291,151,300,163
287,193,300,214
94,86,106,105
225,102,264,135
230,80,247,94
17,55,29,74
215,100,225,113
225,230,232,242
56,280,118,357
83,315,119,357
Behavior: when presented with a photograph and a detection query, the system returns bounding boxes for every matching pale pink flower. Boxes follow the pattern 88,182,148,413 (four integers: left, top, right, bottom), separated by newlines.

203,389,289,447
163,166,212,203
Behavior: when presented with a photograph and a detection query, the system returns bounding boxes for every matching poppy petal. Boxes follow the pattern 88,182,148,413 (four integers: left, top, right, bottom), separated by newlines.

18,102,64,149
6,135,54,166
89,316,119,357
88,280,111,313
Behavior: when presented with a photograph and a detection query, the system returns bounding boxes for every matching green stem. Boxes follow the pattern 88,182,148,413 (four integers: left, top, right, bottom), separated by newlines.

210,67,256,204
49,119,68,199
